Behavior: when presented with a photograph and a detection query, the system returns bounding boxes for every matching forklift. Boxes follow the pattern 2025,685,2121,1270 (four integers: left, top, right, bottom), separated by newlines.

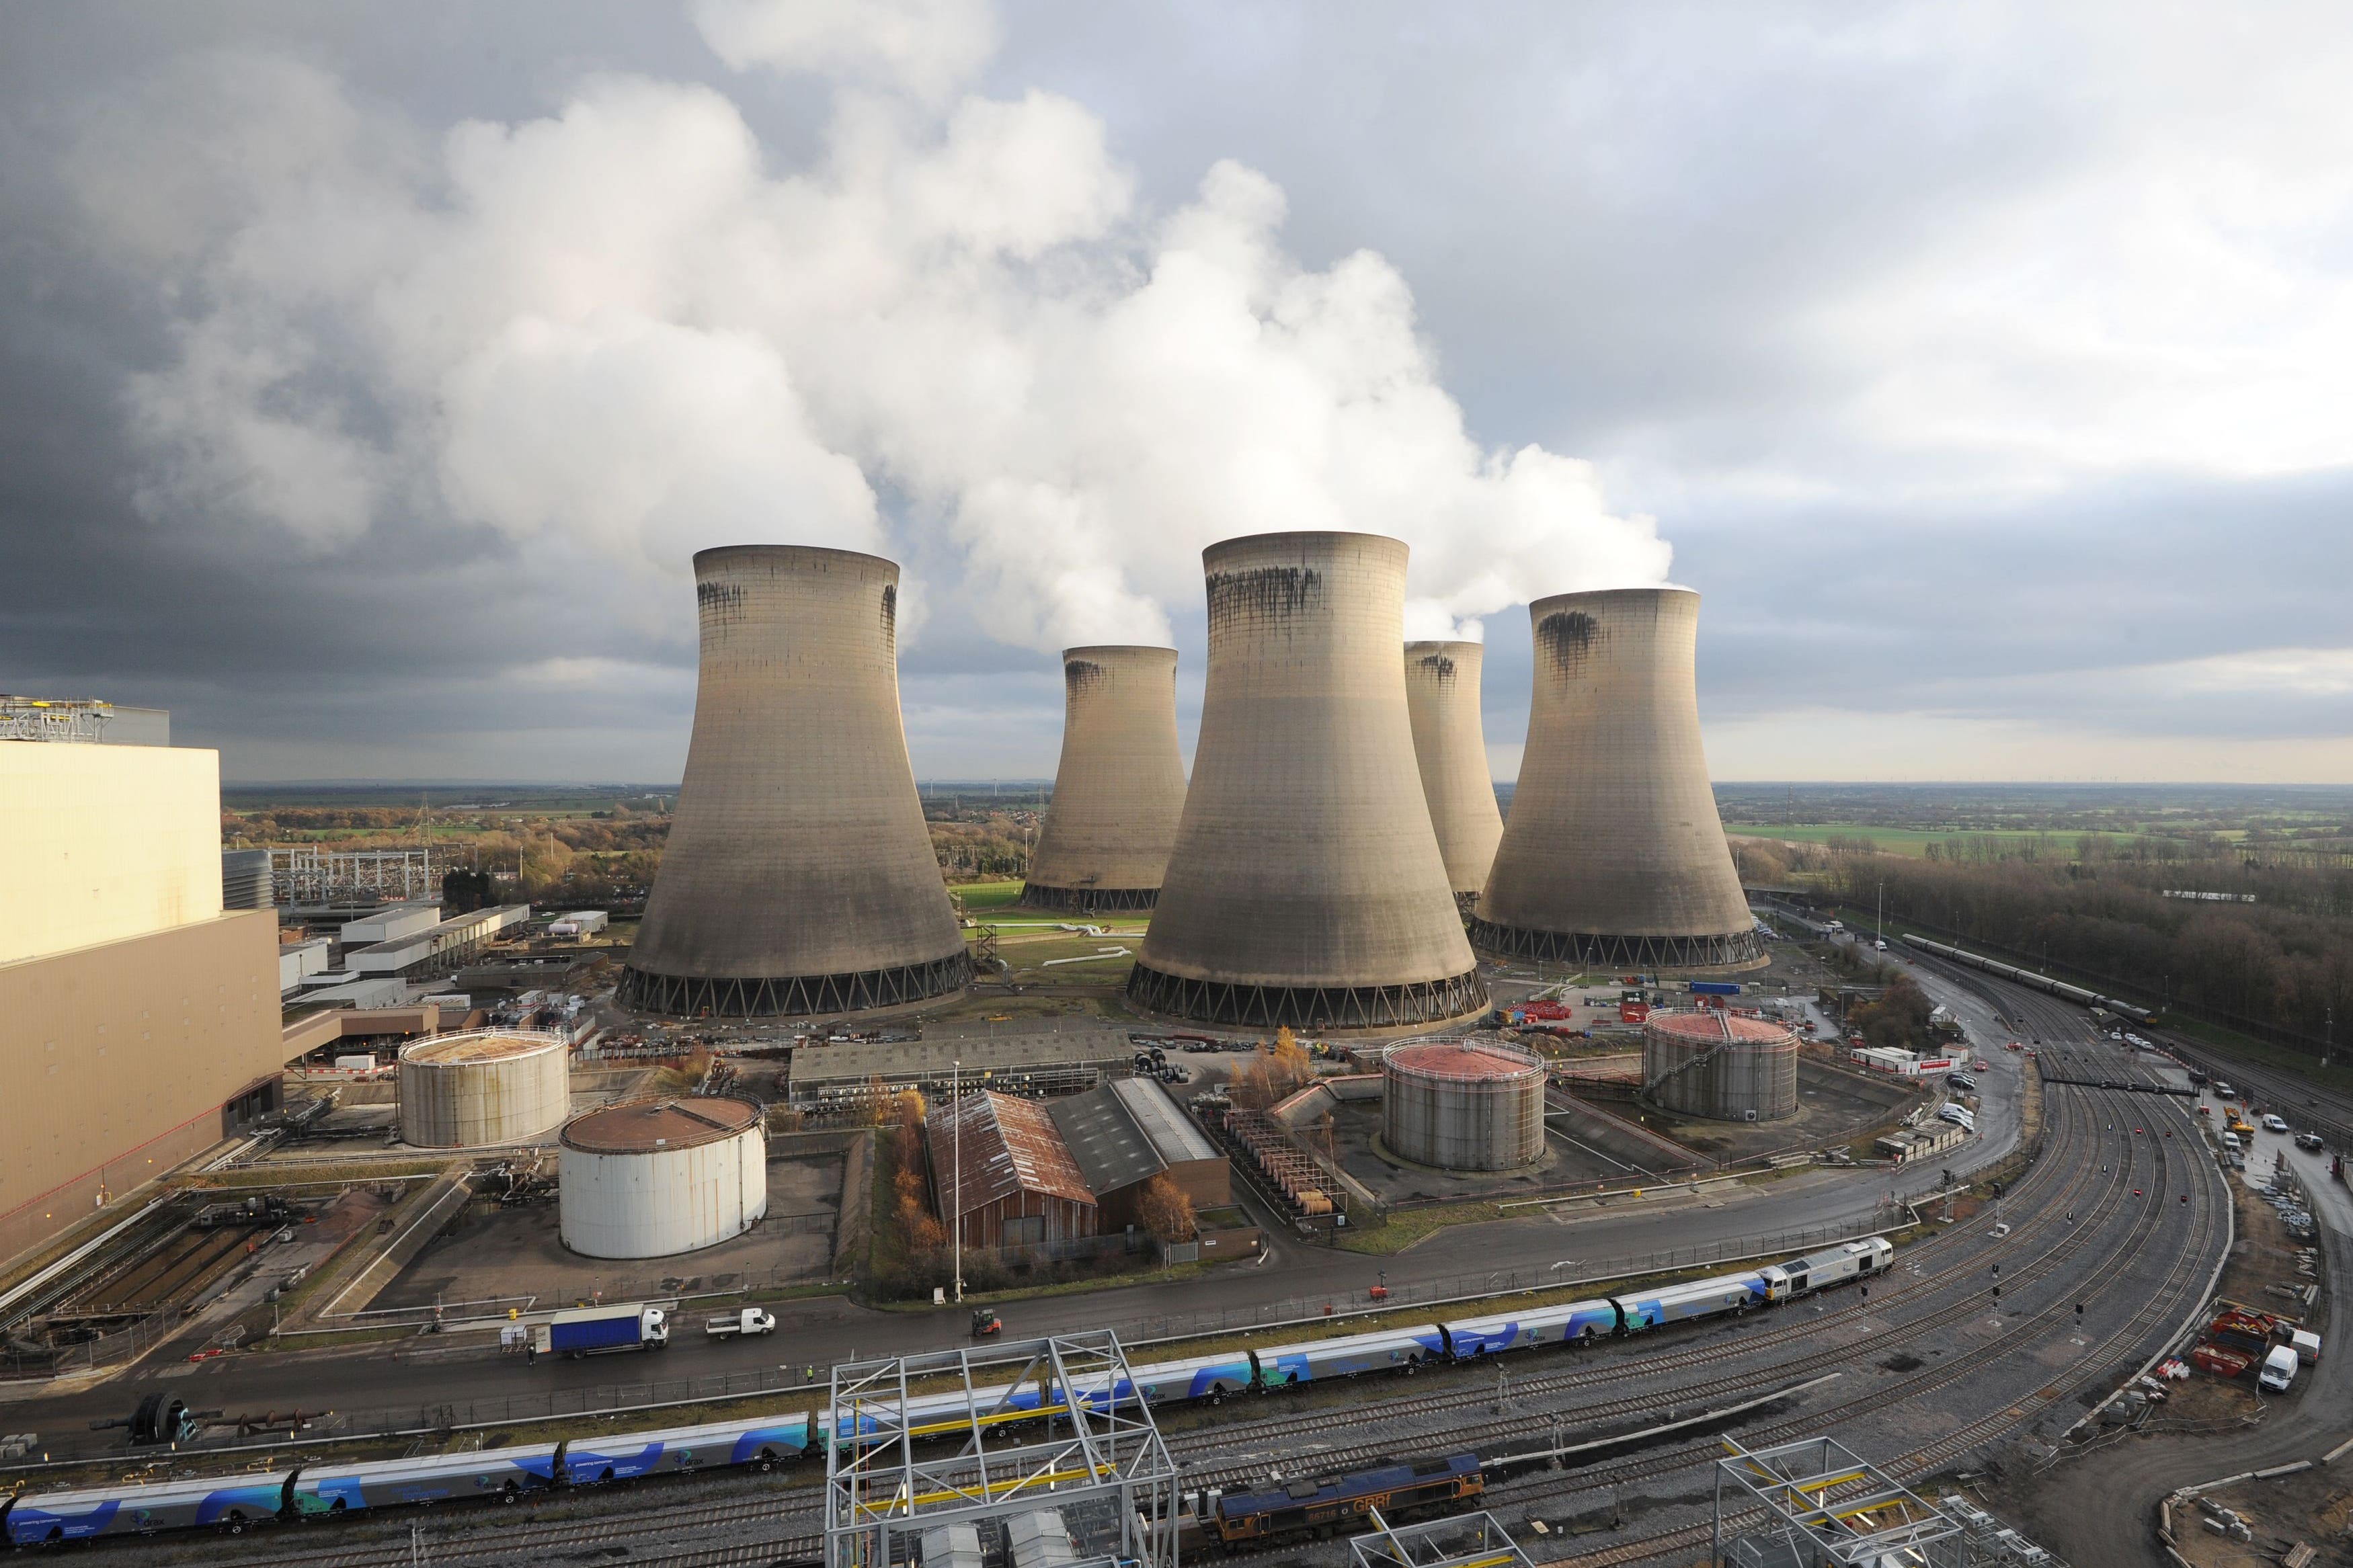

971,1307,1003,1339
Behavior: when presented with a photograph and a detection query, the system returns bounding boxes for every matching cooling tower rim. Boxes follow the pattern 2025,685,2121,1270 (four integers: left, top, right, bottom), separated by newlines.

1062,643,1178,662
1202,530,1408,566
1404,638,1486,658
692,542,899,577
1526,584,1698,616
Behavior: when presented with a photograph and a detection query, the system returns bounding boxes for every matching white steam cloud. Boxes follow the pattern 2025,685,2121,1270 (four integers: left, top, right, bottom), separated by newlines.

87,0,1671,652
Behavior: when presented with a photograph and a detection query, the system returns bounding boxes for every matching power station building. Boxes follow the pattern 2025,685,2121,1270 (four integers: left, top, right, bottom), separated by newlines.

0,720,285,1264
620,546,971,1017
1021,646,1189,913
1472,588,1763,971
1403,640,1505,903
558,1098,768,1258
1129,532,1486,1030
1643,1009,1799,1121
1382,1040,1547,1171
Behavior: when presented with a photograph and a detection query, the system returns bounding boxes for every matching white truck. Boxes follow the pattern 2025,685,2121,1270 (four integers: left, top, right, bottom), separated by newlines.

706,1307,778,1340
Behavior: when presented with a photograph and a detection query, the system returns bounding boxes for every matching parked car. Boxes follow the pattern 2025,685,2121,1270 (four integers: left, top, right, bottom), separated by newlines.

2295,1132,2326,1151
2261,1113,2290,1134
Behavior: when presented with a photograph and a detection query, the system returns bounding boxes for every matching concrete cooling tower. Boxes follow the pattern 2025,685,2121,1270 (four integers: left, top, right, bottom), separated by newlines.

1403,641,1505,903
1471,587,1762,971
1020,647,1188,913
619,546,971,1017
1128,532,1486,1029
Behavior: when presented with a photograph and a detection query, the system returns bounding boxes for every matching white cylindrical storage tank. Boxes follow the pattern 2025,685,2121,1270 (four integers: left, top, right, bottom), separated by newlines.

397,1029,571,1148
1382,1040,1546,1171
559,1098,768,1260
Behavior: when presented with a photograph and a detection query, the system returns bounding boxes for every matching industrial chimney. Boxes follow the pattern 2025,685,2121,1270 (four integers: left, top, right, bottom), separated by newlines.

1129,532,1486,1028
1403,640,1504,904
619,546,971,1016
1471,587,1761,970
1021,646,1188,913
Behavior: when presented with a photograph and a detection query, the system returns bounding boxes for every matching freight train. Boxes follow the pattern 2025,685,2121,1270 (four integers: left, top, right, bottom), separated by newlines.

1,1238,1890,1547
1899,935,2156,1025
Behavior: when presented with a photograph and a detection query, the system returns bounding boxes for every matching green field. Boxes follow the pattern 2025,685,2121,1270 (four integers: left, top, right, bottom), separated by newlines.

951,880,1029,910
1725,824,2147,858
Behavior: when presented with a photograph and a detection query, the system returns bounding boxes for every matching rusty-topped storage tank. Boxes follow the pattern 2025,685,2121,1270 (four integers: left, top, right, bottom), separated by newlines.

558,1097,766,1259
619,546,970,1017
397,1029,570,1148
1644,1009,1798,1120
1472,588,1762,971
1021,646,1188,913
1128,532,1485,1030
1382,1039,1546,1170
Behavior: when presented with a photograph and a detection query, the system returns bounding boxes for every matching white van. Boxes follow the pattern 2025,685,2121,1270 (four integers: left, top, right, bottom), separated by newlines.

2221,1130,2243,1153
2259,1345,2299,1393
2261,1113,2289,1134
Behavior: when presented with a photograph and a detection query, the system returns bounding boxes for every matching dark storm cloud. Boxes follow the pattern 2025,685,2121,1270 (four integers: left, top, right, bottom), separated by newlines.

4,2,2351,782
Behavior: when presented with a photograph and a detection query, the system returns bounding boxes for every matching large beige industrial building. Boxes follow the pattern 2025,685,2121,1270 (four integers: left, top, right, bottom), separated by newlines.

1129,532,1486,1029
621,546,971,1017
1021,646,1189,913
1472,588,1763,971
1402,640,1505,903
0,736,284,1263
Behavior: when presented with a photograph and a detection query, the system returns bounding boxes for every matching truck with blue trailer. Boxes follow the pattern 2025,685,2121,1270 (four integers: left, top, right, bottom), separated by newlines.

532,1303,669,1358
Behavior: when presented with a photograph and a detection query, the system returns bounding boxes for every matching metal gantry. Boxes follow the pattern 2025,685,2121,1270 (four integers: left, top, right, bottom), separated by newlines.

1350,1510,1532,1568
1714,1435,2067,1567
825,1331,1179,1568
269,845,440,908
0,695,110,743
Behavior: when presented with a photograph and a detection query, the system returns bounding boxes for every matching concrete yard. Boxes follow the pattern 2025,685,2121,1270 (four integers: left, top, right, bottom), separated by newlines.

1637,1055,1924,1162
373,1151,846,1311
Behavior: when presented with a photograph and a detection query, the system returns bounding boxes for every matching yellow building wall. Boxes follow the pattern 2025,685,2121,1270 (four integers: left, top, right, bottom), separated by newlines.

0,743,225,965
0,911,283,1262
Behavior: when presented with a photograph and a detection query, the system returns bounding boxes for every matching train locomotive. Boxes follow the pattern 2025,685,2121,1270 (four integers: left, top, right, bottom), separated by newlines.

3,1237,1890,1548
1900,935,2156,1024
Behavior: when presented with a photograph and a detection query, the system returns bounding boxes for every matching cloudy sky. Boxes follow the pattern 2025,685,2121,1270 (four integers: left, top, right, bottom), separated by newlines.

4,1,2351,784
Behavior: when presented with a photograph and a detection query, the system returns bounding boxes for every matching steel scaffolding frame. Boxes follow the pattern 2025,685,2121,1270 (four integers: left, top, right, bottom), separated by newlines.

0,696,110,743
824,1331,1178,1568
1016,883,1160,913
1126,964,1488,1029
1350,1510,1533,1568
1712,1434,2068,1567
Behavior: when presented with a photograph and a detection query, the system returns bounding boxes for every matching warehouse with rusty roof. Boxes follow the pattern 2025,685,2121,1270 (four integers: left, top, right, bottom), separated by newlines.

928,1090,1098,1250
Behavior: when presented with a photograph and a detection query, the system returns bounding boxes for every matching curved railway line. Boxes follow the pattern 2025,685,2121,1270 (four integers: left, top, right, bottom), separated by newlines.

69,971,2233,1568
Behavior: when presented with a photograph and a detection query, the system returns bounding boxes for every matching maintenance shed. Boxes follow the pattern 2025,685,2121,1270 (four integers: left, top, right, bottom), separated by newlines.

929,1091,1097,1250
1049,1077,1230,1220
790,1032,1139,1104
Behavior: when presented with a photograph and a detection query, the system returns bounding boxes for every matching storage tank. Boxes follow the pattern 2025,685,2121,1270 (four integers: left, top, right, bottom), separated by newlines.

1021,646,1189,913
397,1029,571,1148
559,1097,768,1259
1644,1010,1799,1120
1129,532,1485,1029
1472,588,1763,971
619,546,970,1018
1402,641,1504,903
1382,1040,1546,1171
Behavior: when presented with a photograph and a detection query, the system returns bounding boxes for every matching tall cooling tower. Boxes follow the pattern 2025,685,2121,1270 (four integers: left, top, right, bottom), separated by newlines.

619,546,971,1016
1470,587,1762,970
1403,640,1505,903
1127,532,1486,1028
1020,646,1188,913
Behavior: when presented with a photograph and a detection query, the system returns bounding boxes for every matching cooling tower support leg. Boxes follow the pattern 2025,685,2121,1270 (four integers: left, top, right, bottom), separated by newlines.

619,951,973,1018
1466,921,1764,971
1015,884,1160,913
1125,964,1487,1029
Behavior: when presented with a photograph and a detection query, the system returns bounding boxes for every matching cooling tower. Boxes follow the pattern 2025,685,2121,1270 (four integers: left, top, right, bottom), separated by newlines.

619,546,971,1017
1019,647,1187,913
1470,587,1763,970
1403,641,1505,903
1127,532,1486,1029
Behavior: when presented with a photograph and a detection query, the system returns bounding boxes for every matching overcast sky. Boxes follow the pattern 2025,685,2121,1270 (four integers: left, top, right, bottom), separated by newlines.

5,1,2351,785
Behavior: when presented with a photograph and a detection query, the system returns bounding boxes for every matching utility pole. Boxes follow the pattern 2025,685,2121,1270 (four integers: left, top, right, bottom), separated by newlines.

951,1059,963,1305
1876,880,1884,945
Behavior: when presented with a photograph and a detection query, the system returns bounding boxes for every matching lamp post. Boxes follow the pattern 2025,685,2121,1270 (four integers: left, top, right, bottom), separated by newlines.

951,1059,963,1306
